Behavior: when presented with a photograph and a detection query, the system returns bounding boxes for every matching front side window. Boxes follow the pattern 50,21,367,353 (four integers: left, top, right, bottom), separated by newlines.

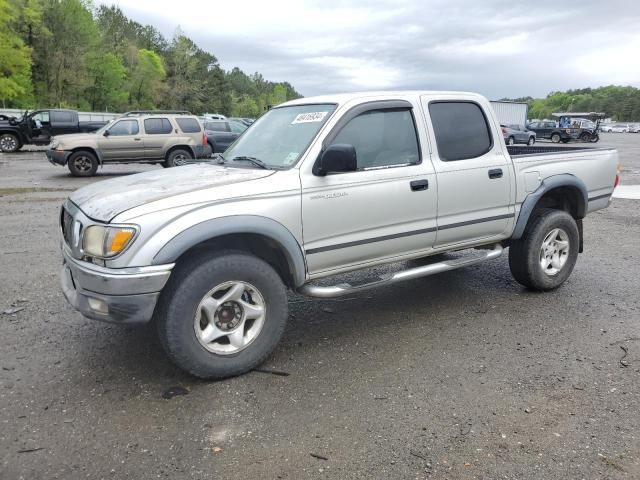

330,109,420,170
144,118,173,134
429,102,493,161
32,111,50,123
224,103,337,168
108,119,139,136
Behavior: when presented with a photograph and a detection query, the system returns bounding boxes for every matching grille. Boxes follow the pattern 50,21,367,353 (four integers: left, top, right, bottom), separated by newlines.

61,208,74,246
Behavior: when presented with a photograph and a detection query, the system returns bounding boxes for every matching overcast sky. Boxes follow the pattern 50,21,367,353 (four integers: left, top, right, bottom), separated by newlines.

98,0,640,99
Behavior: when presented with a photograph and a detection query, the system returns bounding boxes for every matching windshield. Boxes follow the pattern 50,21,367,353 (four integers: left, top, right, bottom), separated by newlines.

95,119,116,134
223,103,337,168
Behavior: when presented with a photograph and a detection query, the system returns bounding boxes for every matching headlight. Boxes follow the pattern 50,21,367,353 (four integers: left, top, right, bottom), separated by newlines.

50,139,60,149
82,225,137,258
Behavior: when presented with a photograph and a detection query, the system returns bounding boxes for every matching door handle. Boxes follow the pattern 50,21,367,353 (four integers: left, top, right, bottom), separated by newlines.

133,137,141,141
488,168,503,179
410,179,429,191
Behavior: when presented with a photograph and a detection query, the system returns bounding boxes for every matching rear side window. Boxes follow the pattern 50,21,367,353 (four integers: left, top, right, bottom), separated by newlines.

108,119,139,136
429,102,493,161
144,118,173,134
330,109,420,170
51,111,74,123
175,117,201,133
204,121,229,132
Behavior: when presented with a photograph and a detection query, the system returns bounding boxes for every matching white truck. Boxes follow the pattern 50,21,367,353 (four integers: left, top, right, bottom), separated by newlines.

58,91,619,379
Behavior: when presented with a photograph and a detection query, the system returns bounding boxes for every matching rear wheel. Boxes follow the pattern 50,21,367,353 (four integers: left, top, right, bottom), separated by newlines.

164,148,193,168
67,151,98,177
509,209,579,291
527,136,535,146
0,133,20,153
155,252,289,379
580,132,591,142
551,133,561,143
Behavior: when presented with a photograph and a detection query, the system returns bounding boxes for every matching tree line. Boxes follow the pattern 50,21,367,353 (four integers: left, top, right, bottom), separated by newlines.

502,85,640,122
0,0,301,117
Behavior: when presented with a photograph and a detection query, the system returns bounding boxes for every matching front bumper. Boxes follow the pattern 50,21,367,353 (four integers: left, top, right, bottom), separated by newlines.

46,149,71,166
60,246,174,324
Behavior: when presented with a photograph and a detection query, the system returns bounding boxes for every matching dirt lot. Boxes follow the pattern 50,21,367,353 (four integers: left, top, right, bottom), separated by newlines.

1,135,639,479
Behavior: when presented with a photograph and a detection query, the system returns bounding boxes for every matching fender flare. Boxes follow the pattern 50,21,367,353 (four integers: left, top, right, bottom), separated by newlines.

152,215,307,287
512,174,588,240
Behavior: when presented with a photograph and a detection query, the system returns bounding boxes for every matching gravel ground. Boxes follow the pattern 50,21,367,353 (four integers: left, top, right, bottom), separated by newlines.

1,135,639,479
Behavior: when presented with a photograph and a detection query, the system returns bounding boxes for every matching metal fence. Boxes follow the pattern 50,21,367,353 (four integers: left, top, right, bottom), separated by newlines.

0,108,120,122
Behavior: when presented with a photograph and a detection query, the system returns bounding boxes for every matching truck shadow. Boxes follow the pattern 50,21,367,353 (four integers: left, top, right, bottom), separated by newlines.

69,257,534,388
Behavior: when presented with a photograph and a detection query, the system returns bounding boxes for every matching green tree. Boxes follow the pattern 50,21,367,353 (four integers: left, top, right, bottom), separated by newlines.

33,0,97,107
85,52,128,111
0,0,33,106
128,48,165,108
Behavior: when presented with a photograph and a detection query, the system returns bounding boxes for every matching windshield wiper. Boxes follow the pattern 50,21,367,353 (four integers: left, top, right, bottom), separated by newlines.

231,155,269,169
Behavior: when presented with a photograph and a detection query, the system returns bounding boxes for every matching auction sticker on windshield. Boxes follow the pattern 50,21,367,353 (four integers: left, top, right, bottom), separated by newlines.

291,112,328,124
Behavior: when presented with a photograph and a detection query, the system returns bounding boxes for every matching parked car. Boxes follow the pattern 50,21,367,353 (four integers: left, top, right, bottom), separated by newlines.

46,111,211,176
229,117,255,127
0,109,107,153
203,113,227,120
607,124,631,133
204,119,248,153
58,91,619,379
630,124,640,133
501,124,536,145
526,120,573,143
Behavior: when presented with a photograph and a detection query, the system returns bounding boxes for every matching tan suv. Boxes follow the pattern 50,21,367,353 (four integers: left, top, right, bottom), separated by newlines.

46,111,212,176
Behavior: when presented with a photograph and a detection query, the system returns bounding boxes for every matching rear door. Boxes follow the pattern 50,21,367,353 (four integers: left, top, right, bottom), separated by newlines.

143,117,174,159
422,98,514,247
50,110,77,136
97,119,142,161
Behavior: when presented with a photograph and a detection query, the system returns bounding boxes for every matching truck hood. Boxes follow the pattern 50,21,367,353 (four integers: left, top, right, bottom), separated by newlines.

70,163,275,222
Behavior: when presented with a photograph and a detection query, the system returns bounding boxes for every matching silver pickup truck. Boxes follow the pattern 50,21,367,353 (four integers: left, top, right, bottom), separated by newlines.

59,91,619,378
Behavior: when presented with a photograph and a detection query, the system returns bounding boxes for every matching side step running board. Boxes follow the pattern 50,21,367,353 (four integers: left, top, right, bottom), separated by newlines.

298,244,503,298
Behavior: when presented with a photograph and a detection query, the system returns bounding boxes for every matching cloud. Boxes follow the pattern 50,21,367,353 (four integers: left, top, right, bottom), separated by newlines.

98,0,640,98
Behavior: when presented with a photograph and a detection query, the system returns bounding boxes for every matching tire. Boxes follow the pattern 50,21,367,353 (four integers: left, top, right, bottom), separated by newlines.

590,133,599,143
164,148,193,168
551,133,561,143
0,133,20,153
67,150,98,177
527,136,535,146
508,209,579,291
507,136,515,146
580,133,591,142
155,252,289,379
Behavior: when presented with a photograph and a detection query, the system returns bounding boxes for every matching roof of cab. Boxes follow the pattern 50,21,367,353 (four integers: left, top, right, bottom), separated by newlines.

279,90,483,107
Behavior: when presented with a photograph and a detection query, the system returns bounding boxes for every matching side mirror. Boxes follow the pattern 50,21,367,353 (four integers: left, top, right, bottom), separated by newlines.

314,144,357,176
103,130,110,137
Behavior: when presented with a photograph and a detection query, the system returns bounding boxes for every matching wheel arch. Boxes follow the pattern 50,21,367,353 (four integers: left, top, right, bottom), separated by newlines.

70,146,102,164
166,144,196,159
512,174,588,241
152,215,306,288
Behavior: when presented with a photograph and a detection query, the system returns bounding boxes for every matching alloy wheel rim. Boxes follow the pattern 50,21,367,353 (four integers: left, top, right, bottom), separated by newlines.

174,154,188,166
1,136,17,151
74,156,91,172
539,228,570,276
193,281,266,355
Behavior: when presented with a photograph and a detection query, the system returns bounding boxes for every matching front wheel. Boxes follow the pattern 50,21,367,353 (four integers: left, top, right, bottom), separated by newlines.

0,133,20,153
155,252,289,379
590,133,600,143
508,209,579,291
67,151,98,177
507,136,515,145
527,136,535,146
550,133,561,143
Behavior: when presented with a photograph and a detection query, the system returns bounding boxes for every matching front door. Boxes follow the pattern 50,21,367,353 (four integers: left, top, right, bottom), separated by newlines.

301,102,438,275
422,98,514,247
29,111,52,143
97,119,142,161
